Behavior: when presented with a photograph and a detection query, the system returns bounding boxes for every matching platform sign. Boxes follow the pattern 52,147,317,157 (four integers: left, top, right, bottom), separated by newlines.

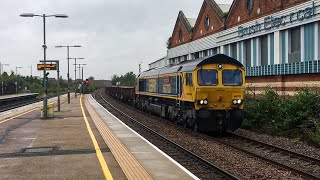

37,64,57,70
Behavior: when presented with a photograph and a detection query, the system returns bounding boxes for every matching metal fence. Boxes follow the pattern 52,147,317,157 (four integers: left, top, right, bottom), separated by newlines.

245,60,320,77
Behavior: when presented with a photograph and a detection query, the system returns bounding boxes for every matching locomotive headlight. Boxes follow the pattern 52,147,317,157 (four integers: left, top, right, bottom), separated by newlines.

203,99,208,105
200,100,204,105
232,99,243,105
218,64,223,69
232,99,238,105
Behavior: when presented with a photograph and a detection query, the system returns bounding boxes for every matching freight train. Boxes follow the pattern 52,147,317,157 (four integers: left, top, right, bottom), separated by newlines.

106,54,245,132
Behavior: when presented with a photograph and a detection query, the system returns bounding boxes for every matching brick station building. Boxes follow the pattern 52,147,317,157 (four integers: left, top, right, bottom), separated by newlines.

149,0,320,95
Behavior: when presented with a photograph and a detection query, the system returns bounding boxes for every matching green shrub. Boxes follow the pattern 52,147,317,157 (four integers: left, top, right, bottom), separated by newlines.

310,124,320,145
243,89,320,145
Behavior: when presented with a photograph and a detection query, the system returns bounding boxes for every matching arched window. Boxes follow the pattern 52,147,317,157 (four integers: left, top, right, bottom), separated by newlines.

205,16,210,29
178,29,183,41
247,0,254,13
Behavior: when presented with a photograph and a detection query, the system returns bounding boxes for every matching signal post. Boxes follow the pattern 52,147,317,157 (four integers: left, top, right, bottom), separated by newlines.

37,60,61,112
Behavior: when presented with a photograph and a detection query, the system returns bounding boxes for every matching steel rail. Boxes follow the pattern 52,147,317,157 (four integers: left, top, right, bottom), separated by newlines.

228,132,320,166
211,132,320,180
94,89,240,180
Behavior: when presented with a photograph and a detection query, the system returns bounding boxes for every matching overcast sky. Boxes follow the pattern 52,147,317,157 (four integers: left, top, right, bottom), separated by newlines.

0,0,233,80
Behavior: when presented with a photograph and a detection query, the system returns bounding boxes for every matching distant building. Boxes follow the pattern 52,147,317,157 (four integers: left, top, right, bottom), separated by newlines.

148,56,169,69
90,80,112,87
149,0,320,95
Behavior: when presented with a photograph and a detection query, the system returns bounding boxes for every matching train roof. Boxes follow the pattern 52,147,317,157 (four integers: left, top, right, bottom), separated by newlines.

139,54,243,78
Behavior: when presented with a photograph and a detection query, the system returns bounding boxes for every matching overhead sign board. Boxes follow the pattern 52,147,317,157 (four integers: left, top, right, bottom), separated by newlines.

37,64,57,70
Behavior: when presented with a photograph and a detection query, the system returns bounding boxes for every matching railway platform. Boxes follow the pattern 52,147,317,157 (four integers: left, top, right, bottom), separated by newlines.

0,94,197,180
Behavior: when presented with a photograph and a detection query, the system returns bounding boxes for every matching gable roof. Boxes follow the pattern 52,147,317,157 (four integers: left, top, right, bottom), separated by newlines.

177,11,194,33
193,0,228,30
170,10,195,47
225,0,239,24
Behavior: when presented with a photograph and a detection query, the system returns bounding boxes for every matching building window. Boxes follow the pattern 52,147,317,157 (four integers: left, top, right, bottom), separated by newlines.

231,43,237,59
261,35,268,65
224,45,229,56
186,73,193,86
178,29,183,41
204,50,208,57
244,39,251,67
247,0,254,13
183,55,188,61
213,48,218,55
194,52,200,59
304,23,315,61
289,26,301,62
205,16,210,29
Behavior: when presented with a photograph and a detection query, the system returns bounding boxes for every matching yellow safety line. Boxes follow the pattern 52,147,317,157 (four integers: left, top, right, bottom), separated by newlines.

80,94,113,180
0,109,36,124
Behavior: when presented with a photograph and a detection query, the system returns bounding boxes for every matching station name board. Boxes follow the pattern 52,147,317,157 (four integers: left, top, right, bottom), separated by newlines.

238,1,316,37
37,64,57,70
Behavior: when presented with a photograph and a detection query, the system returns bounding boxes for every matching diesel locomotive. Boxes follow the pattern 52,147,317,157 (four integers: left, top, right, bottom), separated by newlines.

106,54,245,132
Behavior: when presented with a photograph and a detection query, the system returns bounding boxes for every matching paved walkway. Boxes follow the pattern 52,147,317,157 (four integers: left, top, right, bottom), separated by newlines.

0,95,126,180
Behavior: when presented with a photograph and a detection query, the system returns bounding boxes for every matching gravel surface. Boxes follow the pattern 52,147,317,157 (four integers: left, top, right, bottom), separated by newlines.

101,92,303,179
234,129,320,159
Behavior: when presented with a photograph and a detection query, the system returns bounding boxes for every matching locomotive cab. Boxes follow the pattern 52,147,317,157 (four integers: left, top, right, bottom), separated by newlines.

194,61,245,131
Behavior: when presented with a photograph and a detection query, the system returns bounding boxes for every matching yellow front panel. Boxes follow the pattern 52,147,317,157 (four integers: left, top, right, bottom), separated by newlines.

194,63,245,110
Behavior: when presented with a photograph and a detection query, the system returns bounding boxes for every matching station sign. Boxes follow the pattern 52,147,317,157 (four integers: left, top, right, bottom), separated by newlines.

37,64,57,70
238,1,316,37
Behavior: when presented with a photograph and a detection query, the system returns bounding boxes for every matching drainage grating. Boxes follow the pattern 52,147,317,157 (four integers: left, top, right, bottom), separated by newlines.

20,146,59,153
0,148,110,158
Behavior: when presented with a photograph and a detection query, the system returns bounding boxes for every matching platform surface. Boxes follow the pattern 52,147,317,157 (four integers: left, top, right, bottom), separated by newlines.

0,95,126,180
0,94,198,180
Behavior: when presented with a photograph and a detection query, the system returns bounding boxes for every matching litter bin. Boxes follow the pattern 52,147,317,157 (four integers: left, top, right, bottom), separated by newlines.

40,103,55,118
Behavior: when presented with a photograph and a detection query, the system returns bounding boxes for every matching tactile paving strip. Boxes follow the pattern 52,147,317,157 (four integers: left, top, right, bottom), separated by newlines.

84,95,153,180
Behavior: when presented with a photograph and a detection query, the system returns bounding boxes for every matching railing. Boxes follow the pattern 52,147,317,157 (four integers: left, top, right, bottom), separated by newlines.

246,60,320,77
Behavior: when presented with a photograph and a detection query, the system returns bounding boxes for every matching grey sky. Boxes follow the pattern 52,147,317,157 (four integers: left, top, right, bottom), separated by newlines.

0,0,233,80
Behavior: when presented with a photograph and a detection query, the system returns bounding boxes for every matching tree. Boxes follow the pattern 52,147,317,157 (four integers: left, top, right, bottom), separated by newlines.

111,72,136,86
111,75,119,85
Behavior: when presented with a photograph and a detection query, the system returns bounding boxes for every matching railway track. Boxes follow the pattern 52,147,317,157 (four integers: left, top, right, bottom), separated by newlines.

0,99,41,113
0,95,59,113
213,133,320,179
96,89,320,179
93,89,239,180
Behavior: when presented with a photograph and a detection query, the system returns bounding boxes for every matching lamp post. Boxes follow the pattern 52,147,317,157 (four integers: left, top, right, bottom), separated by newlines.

74,63,87,94
55,45,81,103
21,13,68,119
0,63,9,74
15,66,22,94
68,57,84,98
0,63,9,95
139,61,142,73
